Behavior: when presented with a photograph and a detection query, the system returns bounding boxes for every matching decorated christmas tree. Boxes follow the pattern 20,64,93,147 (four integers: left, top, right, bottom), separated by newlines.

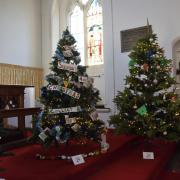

32,28,108,152
110,26,180,141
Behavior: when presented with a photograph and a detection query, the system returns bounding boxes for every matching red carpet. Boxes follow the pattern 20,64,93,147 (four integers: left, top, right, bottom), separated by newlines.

159,171,180,180
0,132,176,180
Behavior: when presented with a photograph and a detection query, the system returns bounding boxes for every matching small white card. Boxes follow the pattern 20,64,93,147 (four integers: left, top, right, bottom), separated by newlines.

71,155,85,165
143,152,154,159
38,132,48,142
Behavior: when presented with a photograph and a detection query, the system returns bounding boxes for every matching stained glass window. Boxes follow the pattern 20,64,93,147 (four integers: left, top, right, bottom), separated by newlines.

87,0,103,66
70,6,84,65
70,0,103,66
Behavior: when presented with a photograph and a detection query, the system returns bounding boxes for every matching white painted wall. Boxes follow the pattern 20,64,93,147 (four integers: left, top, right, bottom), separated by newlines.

0,0,42,67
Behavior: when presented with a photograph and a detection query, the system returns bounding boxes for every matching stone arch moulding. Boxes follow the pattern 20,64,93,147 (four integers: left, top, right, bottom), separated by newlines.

172,36,180,77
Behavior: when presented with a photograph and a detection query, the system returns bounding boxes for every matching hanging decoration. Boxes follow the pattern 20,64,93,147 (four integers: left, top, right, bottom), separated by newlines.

48,85,80,99
63,80,69,88
49,106,82,114
78,76,88,83
136,105,147,116
58,62,77,72
142,63,149,72
89,110,99,120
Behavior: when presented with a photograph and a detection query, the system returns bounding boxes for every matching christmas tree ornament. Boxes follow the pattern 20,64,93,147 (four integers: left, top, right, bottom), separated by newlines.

153,79,158,84
133,104,137,109
71,123,80,132
163,131,167,135
63,80,69,88
171,96,176,102
163,94,166,100
136,105,147,116
143,63,149,72
50,106,82,114
58,62,77,72
78,76,88,83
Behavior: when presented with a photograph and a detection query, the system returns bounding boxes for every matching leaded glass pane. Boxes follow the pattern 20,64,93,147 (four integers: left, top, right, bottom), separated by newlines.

87,0,103,66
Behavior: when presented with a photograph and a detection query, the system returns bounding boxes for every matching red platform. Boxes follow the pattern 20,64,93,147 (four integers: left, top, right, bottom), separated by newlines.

0,132,176,180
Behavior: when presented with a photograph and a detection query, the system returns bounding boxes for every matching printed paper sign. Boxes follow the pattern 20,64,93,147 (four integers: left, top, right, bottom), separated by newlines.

143,152,154,159
38,132,48,142
50,106,82,114
58,62,77,72
71,155,85,165
65,117,76,124
90,111,98,120
47,85,59,91
48,85,80,99
78,76,88,83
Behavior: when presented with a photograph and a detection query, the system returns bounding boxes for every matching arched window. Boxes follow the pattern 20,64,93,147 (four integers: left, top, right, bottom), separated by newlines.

70,0,103,66
70,5,84,65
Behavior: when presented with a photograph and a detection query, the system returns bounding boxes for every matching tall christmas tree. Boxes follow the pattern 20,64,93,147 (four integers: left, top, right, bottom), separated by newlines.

32,28,108,150
110,25,180,141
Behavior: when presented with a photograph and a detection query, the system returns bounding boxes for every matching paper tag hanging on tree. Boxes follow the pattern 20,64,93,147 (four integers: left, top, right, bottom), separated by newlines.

38,128,50,141
65,115,76,125
48,85,80,99
136,105,147,116
58,62,77,72
38,132,48,142
90,111,99,120
50,106,82,114
61,86,80,99
78,76,88,83
66,118,76,124
47,85,59,91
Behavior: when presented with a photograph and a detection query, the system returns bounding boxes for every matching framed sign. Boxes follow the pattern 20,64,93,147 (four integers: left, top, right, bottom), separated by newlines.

121,25,152,53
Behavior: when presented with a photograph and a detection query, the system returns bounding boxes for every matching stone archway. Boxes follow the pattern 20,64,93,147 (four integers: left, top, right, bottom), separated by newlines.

172,38,180,95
